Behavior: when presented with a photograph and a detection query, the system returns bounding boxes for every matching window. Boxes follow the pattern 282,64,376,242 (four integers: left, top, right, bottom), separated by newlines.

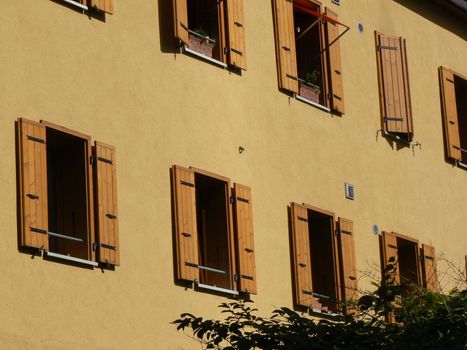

171,165,256,295
439,67,467,167
272,0,348,113
173,0,247,70
375,32,414,142
58,0,113,14
290,203,357,314
380,231,438,291
17,118,120,267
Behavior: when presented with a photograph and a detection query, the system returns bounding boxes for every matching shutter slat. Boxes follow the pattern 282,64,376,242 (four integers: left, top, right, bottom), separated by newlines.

421,244,438,291
91,0,113,14
439,67,461,161
273,0,298,93
94,142,120,265
173,166,199,281
18,119,49,250
337,218,357,308
226,0,247,70
233,184,256,294
291,203,313,307
173,0,189,45
325,8,345,114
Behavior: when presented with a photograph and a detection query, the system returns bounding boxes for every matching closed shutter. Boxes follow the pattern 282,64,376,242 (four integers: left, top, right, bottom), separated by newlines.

172,165,199,282
439,67,461,161
94,142,119,265
90,0,113,14
337,218,357,303
420,244,438,291
173,0,189,45
273,0,298,93
233,184,256,294
18,119,49,251
381,231,400,284
226,0,247,70
290,203,313,307
325,8,345,114
375,32,413,138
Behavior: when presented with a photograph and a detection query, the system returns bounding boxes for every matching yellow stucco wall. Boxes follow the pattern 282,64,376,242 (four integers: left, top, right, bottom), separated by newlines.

0,0,466,349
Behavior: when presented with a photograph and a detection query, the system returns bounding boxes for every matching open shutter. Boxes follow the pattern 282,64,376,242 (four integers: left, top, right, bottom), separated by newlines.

172,165,199,282
290,203,313,307
325,8,345,114
18,119,49,251
233,184,256,294
420,244,438,291
90,0,113,14
226,0,247,70
337,218,357,304
273,0,298,93
381,231,400,284
173,0,189,45
439,67,461,161
375,32,413,138
94,142,119,265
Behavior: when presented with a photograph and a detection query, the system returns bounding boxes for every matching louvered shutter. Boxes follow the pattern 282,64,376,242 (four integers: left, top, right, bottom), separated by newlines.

290,203,313,307
420,244,438,291
94,142,119,265
337,218,357,304
439,67,461,161
90,0,113,14
18,119,49,251
233,184,256,294
226,0,247,70
172,165,199,281
375,32,413,138
325,8,345,114
273,0,298,93
381,231,400,284
173,0,189,45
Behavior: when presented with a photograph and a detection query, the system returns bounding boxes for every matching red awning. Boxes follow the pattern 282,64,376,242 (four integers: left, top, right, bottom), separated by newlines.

293,2,350,30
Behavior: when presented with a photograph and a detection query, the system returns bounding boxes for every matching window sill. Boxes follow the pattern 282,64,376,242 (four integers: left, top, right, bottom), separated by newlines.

46,251,98,267
295,95,331,113
197,282,239,296
61,0,88,10
183,46,228,68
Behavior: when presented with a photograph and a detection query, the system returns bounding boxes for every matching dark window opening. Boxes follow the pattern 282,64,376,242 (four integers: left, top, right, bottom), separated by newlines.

308,209,337,308
397,237,419,286
294,5,325,105
46,128,88,260
454,75,467,163
187,0,223,61
195,173,232,289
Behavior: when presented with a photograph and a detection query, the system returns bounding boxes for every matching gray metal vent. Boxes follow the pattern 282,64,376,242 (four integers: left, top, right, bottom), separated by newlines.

345,183,355,200
332,0,341,5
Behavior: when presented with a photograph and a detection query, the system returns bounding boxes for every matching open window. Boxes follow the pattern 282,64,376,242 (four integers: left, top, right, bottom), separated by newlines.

17,118,120,267
290,203,357,314
439,67,467,168
173,0,247,70
56,0,113,14
172,165,256,295
272,0,348,113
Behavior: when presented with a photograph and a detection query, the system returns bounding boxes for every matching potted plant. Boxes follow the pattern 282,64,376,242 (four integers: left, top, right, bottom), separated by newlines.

188,27,216,58
299,70,321,103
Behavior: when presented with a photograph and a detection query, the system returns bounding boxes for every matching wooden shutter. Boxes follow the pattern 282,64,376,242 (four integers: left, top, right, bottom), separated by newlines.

233,184,256,294
173,0,189,45
90,0,113,14
380,231,400,284
325,8,345,114
337,218,357,303
18,119,49,251
273,0,298,93
420,244,438,291
439,67,461,161
226,0,247,70
172,165,199,282
94,142,119,265
290,203,313,307
375,32,413,138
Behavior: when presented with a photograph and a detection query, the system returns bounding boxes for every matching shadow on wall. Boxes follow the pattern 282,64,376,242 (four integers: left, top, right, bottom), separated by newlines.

393,0,467,40
158,0,180,53
50,0,106,22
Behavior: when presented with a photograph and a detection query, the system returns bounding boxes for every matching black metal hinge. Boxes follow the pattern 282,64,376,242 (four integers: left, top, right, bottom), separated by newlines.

27,135,45,144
